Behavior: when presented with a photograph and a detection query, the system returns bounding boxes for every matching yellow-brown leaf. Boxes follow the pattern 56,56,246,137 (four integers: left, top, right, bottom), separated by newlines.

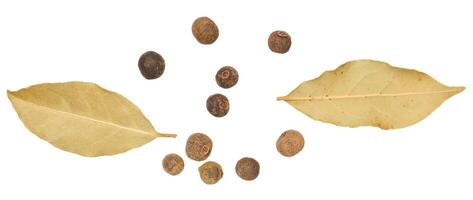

7,82,175,157
278,60,464,129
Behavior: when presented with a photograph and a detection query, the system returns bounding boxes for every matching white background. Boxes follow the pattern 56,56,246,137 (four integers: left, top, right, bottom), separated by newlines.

1,0,472,199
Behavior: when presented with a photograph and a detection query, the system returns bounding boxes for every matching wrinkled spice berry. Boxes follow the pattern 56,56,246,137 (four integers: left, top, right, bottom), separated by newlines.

192,17,219,45
198,161,223,184
162,153,185,176
206,93,229,117
215,66,239,89
185,133,213,161
235,157,260,181
138,51,165,79
268,30,292,54
276,129,305,157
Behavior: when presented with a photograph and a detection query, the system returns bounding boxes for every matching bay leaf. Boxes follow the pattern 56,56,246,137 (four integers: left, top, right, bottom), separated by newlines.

278,60,465,129
7,82,175,157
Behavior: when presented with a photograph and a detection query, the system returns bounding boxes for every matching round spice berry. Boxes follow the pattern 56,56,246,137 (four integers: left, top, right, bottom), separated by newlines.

206,93,229,117
162,153,184,176
276,129,304,157
185,133,213,161
192,17,219,45
138,51,165,79
198,161,223,185
268,30,292,54
215,66,239,89
235,157,260,181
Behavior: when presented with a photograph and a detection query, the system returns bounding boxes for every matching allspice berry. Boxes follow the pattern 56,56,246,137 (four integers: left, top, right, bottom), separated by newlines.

206,93,229,117
138,51,165,79
268,30,292,54
235,157,260,181
192,17,219,45
276,129,304,157
198,161,223,184
216,66,239,89
162,153,184,176
185,133,213,161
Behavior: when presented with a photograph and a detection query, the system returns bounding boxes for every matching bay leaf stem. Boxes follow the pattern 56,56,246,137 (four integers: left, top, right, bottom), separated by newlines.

157,132,177,138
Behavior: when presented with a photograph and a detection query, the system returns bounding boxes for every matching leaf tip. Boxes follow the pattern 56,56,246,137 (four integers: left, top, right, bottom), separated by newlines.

450,86,466,95
6,90,16,99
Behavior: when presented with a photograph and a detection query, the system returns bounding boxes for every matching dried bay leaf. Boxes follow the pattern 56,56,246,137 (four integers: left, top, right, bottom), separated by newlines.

7,82,176,157
278,60,465,129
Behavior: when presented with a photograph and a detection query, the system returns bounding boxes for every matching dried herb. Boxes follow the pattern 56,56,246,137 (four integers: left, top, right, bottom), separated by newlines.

278,60,465,129
162,153,185,176
268,30,291,54
185,133,213,161
276,130,304,157
7,82,175,157
235,157,260,181
198,161,223,184
138,51,165,79
192,17,219,45
216,66,239,89
206,93,230,117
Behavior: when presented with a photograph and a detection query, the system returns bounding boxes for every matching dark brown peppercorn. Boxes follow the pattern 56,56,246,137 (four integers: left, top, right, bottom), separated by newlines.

185,133,213,161
138,51,165,79
162,153,184,176
192,17,219,45
268,30,292,54
206,94,229,117
276,129,304,157
235,157,260,181
215,66,239,89
198,161,223,184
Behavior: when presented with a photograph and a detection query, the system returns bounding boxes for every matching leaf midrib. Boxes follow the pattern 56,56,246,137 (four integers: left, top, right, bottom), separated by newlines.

9,92,157,137
279,87,464,101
